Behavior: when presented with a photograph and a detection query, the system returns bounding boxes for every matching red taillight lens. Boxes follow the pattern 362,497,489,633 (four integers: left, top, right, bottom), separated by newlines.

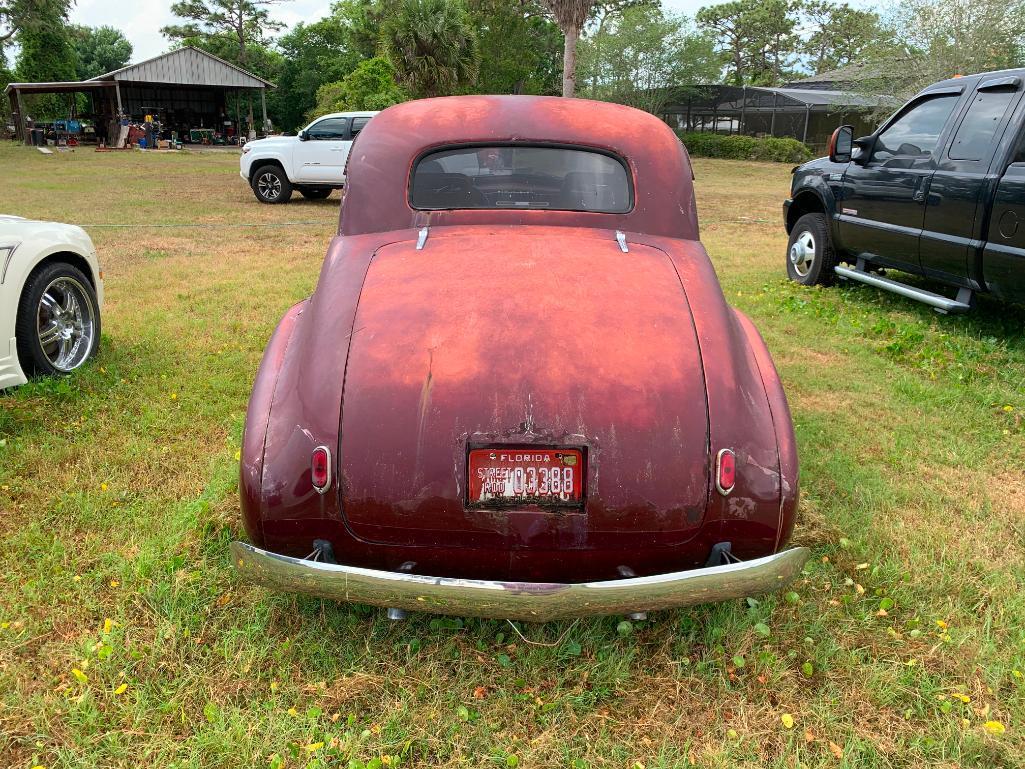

311,446,331,492
716,448,736,495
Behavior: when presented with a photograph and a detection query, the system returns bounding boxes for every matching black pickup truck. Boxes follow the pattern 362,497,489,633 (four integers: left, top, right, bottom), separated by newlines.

784,68,1025,312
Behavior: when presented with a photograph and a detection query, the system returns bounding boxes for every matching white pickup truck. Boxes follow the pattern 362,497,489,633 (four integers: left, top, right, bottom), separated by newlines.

240,111,378,203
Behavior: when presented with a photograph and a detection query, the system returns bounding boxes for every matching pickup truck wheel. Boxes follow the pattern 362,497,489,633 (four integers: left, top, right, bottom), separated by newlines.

252,165,292,204
786,213,838,286
299,188,332,200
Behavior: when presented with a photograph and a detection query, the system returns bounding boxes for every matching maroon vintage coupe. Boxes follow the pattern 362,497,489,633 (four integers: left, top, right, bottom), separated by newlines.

232,96,809,621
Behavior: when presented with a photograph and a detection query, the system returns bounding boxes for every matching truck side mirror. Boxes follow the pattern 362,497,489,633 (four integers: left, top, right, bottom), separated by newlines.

298,129,309,142
829,125,854,163
851,135,876,165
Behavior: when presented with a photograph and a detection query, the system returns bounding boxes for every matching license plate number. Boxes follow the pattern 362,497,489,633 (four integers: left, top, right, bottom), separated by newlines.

467,448,584,507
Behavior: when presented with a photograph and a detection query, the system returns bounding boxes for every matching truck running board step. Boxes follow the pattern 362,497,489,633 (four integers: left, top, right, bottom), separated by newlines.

835,260,974,314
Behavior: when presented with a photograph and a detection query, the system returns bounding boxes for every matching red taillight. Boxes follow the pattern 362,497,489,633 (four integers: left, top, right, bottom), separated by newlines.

311,446,331,493
716,448,736,496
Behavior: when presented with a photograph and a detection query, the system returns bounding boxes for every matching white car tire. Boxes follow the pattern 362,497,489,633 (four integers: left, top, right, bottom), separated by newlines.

16,261,101,377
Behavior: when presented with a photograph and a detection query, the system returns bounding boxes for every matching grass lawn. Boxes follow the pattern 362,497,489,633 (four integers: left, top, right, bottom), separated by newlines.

1,142,1023,769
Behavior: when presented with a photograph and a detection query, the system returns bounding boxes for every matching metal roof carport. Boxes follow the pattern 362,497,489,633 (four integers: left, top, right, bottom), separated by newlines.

5,46,273,146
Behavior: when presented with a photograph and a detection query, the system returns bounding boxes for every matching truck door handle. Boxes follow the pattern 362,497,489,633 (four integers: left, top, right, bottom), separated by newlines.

913,189,925,203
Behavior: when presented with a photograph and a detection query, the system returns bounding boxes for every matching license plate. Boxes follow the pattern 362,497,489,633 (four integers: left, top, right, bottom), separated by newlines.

467,447,584,507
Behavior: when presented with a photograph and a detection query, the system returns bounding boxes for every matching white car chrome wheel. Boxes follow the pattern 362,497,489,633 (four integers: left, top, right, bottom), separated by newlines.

36,275,97,372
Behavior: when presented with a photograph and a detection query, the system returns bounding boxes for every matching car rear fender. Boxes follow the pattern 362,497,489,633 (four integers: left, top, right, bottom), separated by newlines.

732,309,799,550
647,236,790,558
249,233,406,544
240,297,308,545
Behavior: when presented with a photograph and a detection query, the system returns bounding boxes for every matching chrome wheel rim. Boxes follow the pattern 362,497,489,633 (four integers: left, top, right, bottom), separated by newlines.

789,230,816,277
257,172,281,200
36,276,96,372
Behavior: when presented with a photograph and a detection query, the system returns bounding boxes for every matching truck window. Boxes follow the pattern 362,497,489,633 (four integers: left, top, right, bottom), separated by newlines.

949,87,1017,161
872,95,959,164
351,117,371,137
1011,131,1025,164
307,117,349,140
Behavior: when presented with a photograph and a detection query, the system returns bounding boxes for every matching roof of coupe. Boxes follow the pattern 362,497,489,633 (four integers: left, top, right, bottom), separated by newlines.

339,95,699,240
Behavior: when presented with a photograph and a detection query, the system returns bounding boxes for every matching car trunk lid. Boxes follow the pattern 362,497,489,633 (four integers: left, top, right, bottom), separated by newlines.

338,226,710,550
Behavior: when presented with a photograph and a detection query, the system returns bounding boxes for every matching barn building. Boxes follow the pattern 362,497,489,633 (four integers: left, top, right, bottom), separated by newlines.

4,47,273,147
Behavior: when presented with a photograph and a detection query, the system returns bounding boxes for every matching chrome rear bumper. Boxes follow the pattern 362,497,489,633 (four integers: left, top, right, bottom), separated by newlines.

231,542,810,621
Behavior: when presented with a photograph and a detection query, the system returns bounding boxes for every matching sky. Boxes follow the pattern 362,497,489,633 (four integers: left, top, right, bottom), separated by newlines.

69,0,777,64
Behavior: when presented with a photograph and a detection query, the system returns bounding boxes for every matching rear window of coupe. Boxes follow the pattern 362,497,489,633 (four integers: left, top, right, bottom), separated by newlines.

410,146,632,213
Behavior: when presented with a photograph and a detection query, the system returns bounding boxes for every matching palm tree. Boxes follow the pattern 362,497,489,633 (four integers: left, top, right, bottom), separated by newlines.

380,0,480,99
540,0,595,97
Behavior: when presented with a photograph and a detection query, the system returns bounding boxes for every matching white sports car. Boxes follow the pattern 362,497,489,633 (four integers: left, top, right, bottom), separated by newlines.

0,215,103,389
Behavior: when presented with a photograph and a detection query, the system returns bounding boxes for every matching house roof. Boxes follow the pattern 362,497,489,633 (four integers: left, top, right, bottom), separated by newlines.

89,46,273,88
787,60,911,90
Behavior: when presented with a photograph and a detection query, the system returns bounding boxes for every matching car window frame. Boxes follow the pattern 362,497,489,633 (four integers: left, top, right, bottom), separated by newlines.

946,81,1022,163
868,91,962,167
350,116,371,138
406,142,636,214
305,116,350,141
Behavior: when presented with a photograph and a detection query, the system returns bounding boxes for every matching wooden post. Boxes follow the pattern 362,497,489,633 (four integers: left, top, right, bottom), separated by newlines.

803,105,811,143
769,91,778,136
260,88,268,133
8,90,21,143
15,89,29,145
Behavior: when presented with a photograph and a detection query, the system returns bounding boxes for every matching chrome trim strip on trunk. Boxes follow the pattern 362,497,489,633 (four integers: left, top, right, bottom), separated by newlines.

230,542,810,622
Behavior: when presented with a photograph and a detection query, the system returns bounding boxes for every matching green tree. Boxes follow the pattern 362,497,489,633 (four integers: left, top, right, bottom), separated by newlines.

840,0,1025,111
162,0,286,67
163,0,286,131
275,17,360,131
802,2,889,75
888,0,1023,92
332,0,384,60
311,56,405,116
538,0,593,96
696,0,801,86
13,0,76,118
697,0,753,85
579,5,718,114
467,0,562,95
3,0,72,47
379,0,480,98
1,52,11,125
69,25,133,80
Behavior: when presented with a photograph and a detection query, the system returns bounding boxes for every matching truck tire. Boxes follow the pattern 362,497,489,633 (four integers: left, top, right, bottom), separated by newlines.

298,187,332,200
251,165,292,204
786,213,838,286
